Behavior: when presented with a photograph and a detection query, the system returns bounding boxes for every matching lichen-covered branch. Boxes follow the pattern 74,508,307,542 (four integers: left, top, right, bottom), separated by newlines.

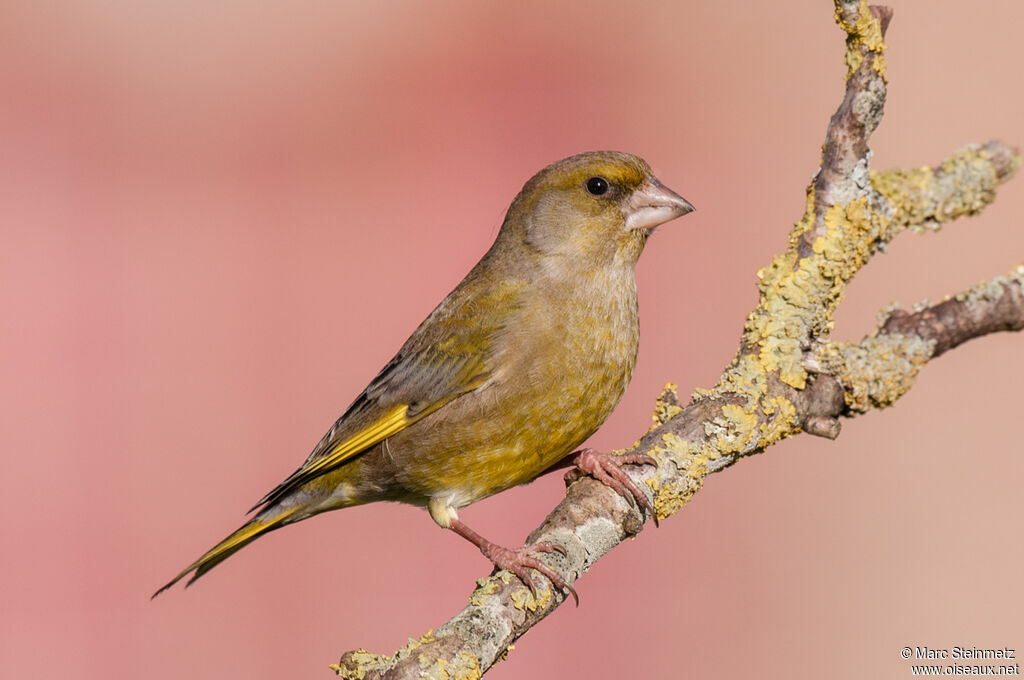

332,3,1021,678
826,264,1024,413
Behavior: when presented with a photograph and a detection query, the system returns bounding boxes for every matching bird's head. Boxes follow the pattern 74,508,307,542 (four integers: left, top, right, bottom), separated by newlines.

499,151,694,268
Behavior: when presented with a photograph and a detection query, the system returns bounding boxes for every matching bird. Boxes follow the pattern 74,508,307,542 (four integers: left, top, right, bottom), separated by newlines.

154,150,693,602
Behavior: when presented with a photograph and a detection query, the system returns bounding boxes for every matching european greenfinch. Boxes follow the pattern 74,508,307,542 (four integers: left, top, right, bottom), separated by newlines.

156,151,693,601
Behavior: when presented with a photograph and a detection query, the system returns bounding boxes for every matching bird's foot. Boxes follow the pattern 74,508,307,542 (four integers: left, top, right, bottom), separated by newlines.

565,448,659,527
481,540,579,607
449,519,578,606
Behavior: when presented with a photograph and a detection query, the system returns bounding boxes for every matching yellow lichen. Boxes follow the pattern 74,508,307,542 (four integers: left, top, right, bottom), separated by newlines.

872,145,1004,233
469,577,499,606
652,383,683,426
643,433,710,520
332,632,439,678
835,0,887,80
760,396,797,442
709,354,766,407
741,198,879,392
330,650,391,679
786,185,817,248
417,652,482,680
711,404,758,452
872,53,886,76
659,432,705,462
645,465,704,522
821,335,935,412
844,47,862,79
510,584,552,612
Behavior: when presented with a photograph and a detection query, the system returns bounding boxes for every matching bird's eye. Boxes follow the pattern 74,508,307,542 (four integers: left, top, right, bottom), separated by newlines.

585,176,609,196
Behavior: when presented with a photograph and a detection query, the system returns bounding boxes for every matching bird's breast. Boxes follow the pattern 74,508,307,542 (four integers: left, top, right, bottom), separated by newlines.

389,264,641,506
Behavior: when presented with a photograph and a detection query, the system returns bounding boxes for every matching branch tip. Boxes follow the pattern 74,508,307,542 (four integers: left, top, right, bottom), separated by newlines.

803,416,842,440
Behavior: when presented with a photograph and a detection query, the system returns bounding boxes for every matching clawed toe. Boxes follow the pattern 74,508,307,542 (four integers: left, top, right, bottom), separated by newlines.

528,541,567,558
488,542,578,606
449,518,578,605
568,448,659,527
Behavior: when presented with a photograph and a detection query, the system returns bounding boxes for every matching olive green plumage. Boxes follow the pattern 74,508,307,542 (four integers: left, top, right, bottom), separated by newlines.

156,151,693,595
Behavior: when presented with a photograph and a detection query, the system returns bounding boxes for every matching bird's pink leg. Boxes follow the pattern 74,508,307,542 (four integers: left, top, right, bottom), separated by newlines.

449,518,578,606
564,448,659,527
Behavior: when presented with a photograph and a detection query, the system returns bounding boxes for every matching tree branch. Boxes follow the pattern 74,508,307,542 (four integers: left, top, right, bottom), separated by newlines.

332,3,1021,678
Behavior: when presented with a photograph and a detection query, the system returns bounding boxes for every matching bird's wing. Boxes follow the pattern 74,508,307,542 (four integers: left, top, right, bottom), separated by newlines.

250,282,516,512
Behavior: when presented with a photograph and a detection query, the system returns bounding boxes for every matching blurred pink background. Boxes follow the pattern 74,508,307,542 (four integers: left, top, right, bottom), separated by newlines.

2,1,1022,678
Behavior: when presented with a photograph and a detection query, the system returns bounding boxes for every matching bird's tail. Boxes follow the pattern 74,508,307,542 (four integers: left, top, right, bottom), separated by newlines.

152,505,300,598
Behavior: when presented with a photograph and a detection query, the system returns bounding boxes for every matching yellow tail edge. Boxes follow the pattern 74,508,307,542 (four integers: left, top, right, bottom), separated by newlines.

152,506,298,598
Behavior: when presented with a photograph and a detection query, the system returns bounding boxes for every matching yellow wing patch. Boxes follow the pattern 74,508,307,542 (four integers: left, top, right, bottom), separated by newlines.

284,404,411,492
254,348,491,513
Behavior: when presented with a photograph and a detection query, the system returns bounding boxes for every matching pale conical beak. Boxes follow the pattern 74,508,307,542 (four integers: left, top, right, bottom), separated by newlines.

624,177,695,230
